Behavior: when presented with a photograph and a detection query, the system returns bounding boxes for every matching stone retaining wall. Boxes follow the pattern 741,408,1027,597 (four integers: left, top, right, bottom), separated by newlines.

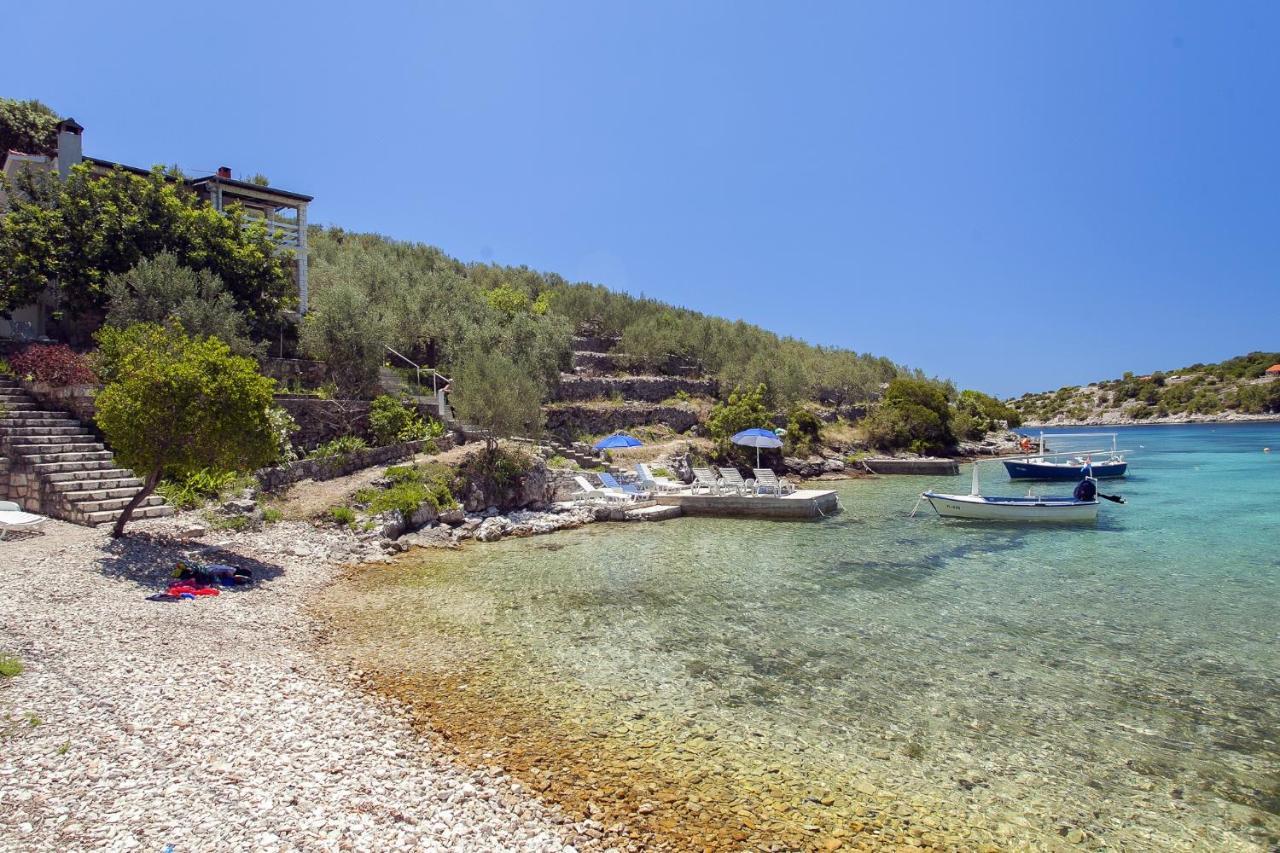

272,397,443,451
543,402,700,440
255,435,455,493
552,375,718,404
18,382,98,425
261,358,329,389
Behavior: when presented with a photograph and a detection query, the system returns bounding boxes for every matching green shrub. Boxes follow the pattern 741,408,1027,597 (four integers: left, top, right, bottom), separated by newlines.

785,407,823,456
156,467,240,510
309,435,368,459
706,384,772,460
862,377,955,453
0,654,23,678
545,454,578,469
261,507,283,524
369,395,445,446
327,505,356,526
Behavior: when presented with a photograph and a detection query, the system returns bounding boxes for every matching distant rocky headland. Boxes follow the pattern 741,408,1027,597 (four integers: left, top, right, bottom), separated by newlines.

1011,352,1280,427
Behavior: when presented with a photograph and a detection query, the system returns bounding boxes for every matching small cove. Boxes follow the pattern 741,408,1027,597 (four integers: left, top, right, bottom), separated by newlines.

316,424,1280,850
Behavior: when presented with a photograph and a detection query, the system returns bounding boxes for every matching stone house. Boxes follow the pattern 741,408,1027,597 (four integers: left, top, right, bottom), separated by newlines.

0,118,313,341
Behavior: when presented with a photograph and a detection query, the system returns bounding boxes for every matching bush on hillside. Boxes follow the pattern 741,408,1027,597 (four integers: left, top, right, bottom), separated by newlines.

861,377,954,454
785,407,823,456
705,384,772,460
368,395,444,446
103,253,259,356
9,343,96,386
299,282,384,397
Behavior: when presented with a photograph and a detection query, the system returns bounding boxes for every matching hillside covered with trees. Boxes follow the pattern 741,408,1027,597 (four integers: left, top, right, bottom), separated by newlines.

1011,352,1280,424
1,95,1018,461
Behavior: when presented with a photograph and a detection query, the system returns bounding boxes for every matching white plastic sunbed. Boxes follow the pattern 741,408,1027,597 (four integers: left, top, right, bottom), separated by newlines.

715,467,754,496
635,463,684,493
752,469,796,495
690,467,722,495
0,501,47,540
572,475,632,503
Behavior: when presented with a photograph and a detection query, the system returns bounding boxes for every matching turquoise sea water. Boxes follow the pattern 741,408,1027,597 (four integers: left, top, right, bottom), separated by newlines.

331,424,1280,849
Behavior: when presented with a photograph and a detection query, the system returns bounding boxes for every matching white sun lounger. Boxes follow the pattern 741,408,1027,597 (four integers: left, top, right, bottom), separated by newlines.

752,469,796,495
0,501,47,540
691,467,723,495
634,463,683,493
715,467,754,496
572,475,633,503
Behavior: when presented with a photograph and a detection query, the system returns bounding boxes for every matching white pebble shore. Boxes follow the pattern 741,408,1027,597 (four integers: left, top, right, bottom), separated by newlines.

0,519,589,852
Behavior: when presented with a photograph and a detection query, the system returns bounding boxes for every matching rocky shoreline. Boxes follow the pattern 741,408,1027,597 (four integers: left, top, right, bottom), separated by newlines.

0,517,603,852
1024,412,1280,428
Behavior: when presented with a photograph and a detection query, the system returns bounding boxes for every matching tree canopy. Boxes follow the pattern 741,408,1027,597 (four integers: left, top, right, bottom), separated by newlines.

94,323,279,537
449,350,543,452
103,253,257,356
0,163,292,339
0,98,60,161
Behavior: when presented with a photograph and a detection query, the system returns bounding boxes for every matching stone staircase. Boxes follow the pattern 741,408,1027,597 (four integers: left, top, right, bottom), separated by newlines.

0,375,173,527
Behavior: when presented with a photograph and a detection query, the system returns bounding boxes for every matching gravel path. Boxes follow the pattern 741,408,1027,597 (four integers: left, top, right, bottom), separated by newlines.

0,520,581,852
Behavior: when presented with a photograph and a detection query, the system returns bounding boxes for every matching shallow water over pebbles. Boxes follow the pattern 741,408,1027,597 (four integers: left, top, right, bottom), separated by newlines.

318,424,1280,850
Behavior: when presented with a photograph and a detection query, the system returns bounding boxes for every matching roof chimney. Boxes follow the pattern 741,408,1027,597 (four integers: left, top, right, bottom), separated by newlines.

56,118,84,179
216,166,232,179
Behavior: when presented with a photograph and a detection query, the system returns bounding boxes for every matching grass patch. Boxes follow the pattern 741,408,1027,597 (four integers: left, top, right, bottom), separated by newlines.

156,467,245,510
0,655,23,678
206,514,250,532
308,435,368,460
261,507,283,525
546,454,578,470
327,505,357,526
56,741,70,755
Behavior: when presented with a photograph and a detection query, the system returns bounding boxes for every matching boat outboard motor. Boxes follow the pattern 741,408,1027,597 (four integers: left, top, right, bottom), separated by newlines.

1073,477,1097,502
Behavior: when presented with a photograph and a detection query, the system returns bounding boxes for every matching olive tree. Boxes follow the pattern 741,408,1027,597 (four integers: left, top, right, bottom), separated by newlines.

449,351,543,454
94,323,279,537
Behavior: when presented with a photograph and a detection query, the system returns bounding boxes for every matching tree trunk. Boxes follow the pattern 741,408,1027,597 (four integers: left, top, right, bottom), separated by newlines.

110,469,161,539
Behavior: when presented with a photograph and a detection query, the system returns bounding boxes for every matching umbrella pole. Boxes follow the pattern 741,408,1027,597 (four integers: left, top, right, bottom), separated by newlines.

756,447,761,468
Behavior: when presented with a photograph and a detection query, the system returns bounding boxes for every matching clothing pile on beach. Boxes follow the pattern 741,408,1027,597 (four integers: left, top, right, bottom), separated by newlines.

146,560,253,602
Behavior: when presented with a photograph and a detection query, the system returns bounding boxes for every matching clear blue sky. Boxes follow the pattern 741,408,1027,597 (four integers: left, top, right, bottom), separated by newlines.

8,2,1278,396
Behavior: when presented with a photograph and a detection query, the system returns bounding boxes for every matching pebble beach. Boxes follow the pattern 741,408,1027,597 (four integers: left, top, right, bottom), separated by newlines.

0,519,586,852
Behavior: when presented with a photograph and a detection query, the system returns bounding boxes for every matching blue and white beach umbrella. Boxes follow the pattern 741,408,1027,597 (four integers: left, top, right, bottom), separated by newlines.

593,433,643,451
731,427,784,467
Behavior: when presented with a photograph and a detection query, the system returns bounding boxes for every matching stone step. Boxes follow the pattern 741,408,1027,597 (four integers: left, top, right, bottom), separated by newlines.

83,504,174,526
31,458,119,475
0,401,38,411
1,425,90,437
69,494,166,514
59,485,148,503
23,450,115,465
13,441,106,455
0,412,75,423
49,475,143,492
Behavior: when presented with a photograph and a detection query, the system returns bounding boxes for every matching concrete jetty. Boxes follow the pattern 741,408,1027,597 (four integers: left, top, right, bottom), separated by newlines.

861,458,960,475
655,489,839,519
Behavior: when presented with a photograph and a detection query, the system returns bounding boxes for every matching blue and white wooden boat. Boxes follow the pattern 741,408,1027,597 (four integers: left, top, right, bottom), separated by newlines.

919,463,1099,522
1004,432,1128,480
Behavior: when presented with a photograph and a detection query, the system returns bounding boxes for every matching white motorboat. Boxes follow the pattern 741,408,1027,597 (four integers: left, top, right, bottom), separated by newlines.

920,462,1100,522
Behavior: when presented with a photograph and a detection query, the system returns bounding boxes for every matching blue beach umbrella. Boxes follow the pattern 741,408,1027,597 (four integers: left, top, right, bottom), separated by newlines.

731,427,784,467
593,433,642,451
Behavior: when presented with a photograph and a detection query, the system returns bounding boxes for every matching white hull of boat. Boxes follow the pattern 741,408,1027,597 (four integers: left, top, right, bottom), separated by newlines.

922,492,1099,522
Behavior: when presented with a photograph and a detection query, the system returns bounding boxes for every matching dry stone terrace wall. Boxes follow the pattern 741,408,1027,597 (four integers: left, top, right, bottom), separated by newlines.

543,402,699,441
254,435,455,493
553,375,718,403
260,357,329,389
270,397,442,451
